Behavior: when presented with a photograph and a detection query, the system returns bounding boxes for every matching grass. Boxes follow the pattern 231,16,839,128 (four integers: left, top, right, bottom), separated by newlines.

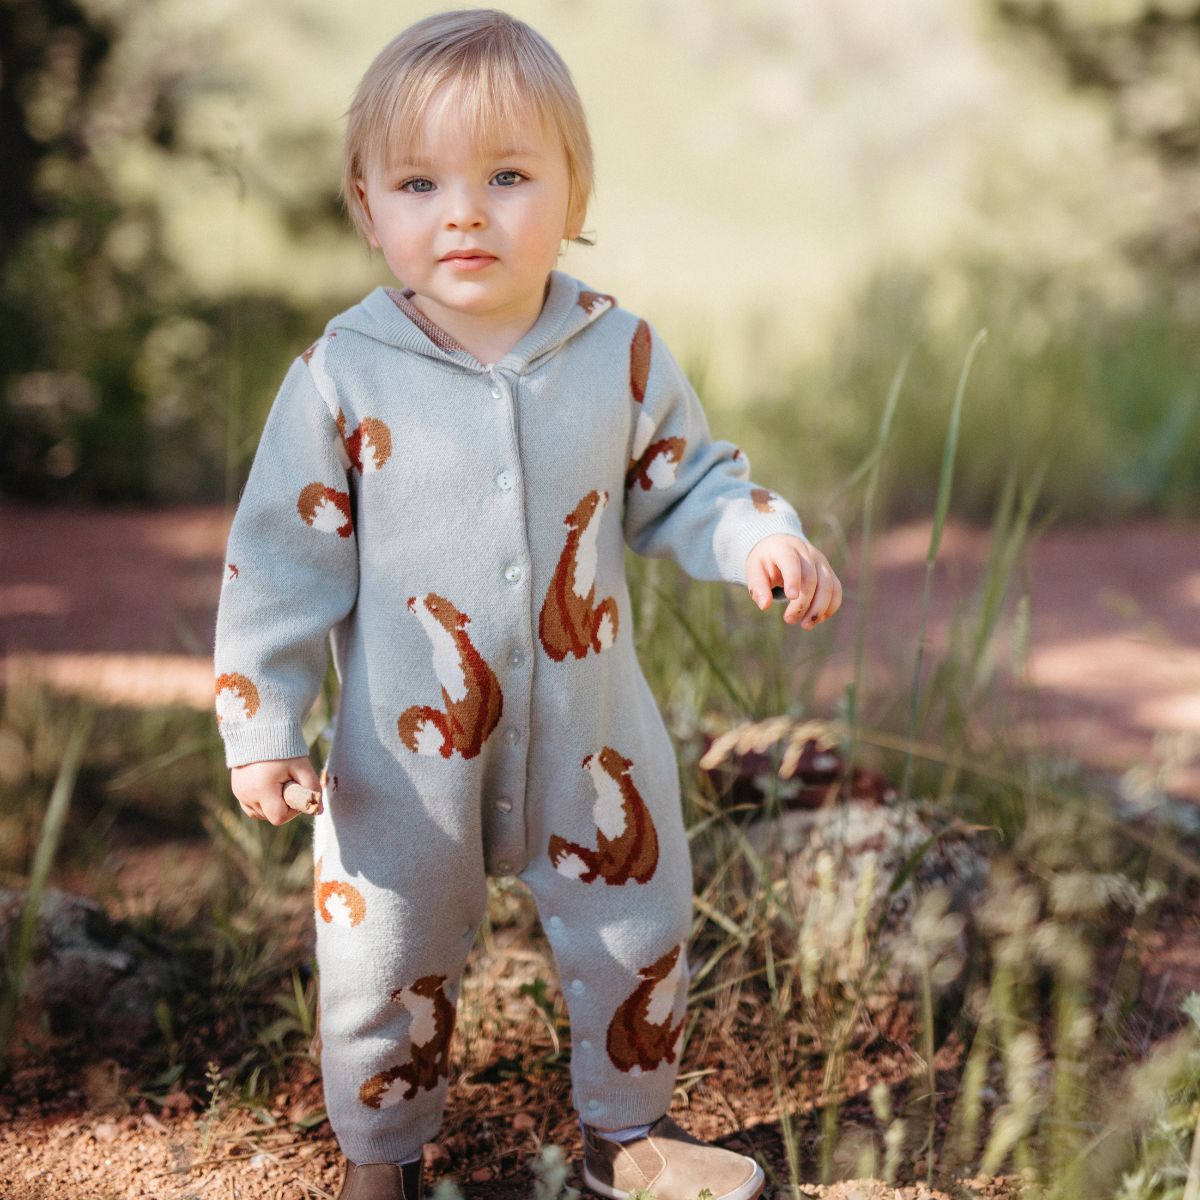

1,334,1198,1198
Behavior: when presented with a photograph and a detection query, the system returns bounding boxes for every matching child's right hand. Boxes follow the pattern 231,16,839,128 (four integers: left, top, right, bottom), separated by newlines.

231,756,323,825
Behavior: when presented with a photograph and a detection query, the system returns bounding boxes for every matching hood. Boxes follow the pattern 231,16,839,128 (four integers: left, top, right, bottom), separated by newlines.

322,270,619,375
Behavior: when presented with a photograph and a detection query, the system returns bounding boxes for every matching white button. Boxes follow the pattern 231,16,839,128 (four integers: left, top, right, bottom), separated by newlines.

496,471,514,492
490,386,502,399
587,1099,601,1112
548,915,563,931
496,860,512,874
571,979,584,994
504,564,523,584
505,727,520,746
495,797,512,813
508,648,524,668
580,1039,592,1051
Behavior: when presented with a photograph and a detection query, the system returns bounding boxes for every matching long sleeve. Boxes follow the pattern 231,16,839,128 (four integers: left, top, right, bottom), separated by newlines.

213,356,360,768
620,320,805,585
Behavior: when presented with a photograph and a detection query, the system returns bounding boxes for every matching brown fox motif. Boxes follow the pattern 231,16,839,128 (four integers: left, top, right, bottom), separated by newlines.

359,975,456,1108
751,487,776,513
626,436,687,492
578,290,616,319
548,747,659,885
313,856,367,928
398,593,503,759
539,490,619,662
297,482,353,537
335,410,392,475
215,672,260,723
627,320,656,473
606,943,687,1074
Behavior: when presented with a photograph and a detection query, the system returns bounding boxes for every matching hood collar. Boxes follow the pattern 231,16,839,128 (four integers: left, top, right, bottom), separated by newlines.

325,271,618,374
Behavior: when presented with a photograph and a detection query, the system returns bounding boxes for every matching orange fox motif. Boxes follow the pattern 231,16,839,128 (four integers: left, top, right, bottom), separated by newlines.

626,320,656,471
578,290,616,319
751,487,776,513
539,491,619,662
626,436,687,492
335,411,392,475
214,672,260,723
359,975,456,1108
606,944,687,1074
398,593,503,759
313,856,367,928
548,747,659,885
226,563,238,581
297,482,353,537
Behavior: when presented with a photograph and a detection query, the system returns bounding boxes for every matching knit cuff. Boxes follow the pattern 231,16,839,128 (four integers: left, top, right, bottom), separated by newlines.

716,513,807,586
221,721,311,768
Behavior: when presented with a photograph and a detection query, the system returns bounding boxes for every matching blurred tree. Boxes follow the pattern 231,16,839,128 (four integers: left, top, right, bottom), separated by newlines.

0,0,194,500
0,0,319,503
994,0,1200,270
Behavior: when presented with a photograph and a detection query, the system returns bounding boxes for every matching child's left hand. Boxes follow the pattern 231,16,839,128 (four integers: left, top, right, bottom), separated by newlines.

746,534,842,629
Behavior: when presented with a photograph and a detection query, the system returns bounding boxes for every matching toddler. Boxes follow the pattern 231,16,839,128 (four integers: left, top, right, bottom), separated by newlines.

214,10,841,1200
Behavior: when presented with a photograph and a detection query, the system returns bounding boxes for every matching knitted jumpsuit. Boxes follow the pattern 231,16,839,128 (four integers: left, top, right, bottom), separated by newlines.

213,271,805,1165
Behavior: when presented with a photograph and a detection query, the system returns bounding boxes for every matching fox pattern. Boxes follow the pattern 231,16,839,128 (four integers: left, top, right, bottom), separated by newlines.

606,943,687,1075
297,482,353,538
313,856,367,928
398,593,503,759
539,490,619,662
335,410,392,475
548,747,659,885
626,436,687,492
214,672,260,724
359,975,455,1108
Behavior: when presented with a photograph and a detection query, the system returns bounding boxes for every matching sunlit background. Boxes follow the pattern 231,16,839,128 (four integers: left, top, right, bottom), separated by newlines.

3,0,1198,518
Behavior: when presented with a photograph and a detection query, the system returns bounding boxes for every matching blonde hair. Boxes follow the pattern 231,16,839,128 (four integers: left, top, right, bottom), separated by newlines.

343,9,593,243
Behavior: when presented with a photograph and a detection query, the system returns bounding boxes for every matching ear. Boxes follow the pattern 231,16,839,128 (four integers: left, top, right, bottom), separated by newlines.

354,178,381,249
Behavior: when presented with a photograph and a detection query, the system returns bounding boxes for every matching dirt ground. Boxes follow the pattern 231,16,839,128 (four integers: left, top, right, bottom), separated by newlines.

0,501,1197,1199
1,501,1196,796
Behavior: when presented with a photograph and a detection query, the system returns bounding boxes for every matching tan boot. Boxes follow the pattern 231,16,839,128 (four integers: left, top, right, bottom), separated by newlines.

335,1158,423,1200
580,1115,765,1200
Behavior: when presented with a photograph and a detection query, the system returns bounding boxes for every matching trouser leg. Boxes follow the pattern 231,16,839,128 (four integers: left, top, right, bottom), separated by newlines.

520,743,694,1131
311,774,488,1165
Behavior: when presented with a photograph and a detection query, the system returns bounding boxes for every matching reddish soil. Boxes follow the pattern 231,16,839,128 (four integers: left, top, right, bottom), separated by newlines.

1,501,1196,796
0,501,1197,1199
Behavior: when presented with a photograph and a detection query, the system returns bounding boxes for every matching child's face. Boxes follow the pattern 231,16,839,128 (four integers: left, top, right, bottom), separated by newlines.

356,88,582,339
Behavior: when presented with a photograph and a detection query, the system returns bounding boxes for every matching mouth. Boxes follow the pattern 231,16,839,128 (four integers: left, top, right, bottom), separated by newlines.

440,249,497,271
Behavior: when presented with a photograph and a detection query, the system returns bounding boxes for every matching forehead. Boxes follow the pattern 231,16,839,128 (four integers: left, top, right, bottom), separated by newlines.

377,82,563,173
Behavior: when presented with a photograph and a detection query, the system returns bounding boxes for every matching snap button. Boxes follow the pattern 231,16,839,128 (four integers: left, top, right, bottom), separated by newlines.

587,1099,601,1112
495,859,512,874
490,386,501,399
508,648,524,668
504,564,523,584
495,796,512,813
548,915,563,931
580,1038,592,1051
571,979,584,994
505,727,520,746
496,470,514,492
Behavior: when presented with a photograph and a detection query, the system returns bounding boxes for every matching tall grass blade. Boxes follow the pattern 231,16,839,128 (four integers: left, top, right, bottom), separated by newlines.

900,329,987,803
0,713,93,1070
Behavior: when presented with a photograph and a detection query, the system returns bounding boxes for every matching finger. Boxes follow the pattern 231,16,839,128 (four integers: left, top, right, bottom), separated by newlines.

777,549,816,614
801,563,837,629
744,556,775,611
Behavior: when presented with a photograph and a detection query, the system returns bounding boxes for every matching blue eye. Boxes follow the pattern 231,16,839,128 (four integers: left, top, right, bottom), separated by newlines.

492,170,524,187
400,177,434,193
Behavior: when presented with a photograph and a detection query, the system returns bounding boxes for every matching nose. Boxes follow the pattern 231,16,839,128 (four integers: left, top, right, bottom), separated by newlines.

442,184,487,231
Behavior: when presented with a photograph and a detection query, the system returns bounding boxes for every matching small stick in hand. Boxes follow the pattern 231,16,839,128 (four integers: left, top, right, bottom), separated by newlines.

282,782,321,815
